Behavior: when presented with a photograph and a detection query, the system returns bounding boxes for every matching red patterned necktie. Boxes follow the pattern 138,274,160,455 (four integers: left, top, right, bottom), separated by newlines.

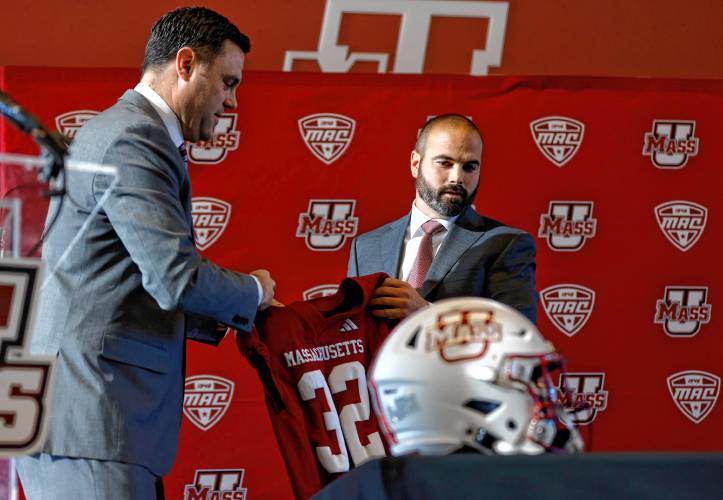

407,219,445,289
178,142,189,167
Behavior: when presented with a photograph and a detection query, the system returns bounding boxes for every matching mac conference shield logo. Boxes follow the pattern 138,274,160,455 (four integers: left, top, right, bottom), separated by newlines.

540,284,595,337
54,110,99,140
183,375,235,431
192,197,231,251
530,116,585,167
667,370,719,424
654,201,707,252
298,113,356,165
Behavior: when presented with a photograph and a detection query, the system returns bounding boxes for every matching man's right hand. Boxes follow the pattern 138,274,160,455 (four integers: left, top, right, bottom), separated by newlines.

251,269,276,310
369,277,430,319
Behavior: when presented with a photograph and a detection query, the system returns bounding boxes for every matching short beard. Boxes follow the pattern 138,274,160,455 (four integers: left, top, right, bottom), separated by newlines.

415,172,478,217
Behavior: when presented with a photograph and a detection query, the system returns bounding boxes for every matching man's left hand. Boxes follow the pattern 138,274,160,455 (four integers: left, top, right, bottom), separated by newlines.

369,277,429,319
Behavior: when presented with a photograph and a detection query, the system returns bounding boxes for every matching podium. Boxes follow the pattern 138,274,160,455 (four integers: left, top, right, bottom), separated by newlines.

0,152,118,500
312,452,723,500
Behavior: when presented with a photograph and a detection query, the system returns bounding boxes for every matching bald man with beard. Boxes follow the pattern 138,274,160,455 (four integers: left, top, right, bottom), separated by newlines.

347,114,538,323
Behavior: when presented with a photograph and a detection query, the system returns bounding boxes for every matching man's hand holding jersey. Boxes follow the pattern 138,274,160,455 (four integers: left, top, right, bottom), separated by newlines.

368,277,430,319
251,269,278,310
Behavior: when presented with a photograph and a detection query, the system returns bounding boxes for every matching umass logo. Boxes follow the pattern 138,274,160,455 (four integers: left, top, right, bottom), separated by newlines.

654,286,711,337
188,113,240,165
538,201,597,251
184,469,247,500
559,373,609,425
642,120,699,169
296,199,359,251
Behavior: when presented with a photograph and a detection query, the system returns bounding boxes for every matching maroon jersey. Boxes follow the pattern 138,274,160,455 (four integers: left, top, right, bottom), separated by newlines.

237,273,391,499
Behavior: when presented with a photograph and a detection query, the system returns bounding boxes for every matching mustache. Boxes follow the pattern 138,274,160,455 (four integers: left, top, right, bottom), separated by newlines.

438,184,468,197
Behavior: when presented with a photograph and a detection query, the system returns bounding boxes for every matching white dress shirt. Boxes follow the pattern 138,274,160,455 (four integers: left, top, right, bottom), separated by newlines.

134,82,184,148
133,83,263,306
398,202,458,281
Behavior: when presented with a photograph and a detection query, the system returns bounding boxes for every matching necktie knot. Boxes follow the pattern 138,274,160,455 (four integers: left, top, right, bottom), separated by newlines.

178,143,189,166
421,219,444,235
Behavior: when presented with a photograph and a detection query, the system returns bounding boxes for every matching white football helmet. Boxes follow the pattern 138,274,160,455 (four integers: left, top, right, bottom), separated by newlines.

369,297,583,456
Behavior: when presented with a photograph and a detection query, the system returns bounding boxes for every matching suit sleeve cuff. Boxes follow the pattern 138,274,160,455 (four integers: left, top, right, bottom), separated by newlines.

251,275,263,307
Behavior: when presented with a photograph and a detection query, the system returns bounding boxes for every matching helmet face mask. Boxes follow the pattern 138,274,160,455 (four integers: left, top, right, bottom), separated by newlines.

369,298,583,456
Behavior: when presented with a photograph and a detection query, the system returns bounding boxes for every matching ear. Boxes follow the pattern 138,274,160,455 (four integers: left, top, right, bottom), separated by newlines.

410,150,421,179
175,47,196,82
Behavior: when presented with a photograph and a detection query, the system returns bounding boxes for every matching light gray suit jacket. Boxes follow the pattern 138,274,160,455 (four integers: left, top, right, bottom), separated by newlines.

347,207,538,323
31,90,259,475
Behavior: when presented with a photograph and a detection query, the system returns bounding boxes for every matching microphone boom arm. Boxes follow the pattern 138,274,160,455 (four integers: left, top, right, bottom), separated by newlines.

0,89,67,182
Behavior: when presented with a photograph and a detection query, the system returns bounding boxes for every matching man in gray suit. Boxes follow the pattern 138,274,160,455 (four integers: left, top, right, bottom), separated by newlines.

348,114,537,323
16,7,275,499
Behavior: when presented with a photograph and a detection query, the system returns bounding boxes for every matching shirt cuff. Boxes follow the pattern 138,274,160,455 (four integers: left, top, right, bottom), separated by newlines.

251,275,263,307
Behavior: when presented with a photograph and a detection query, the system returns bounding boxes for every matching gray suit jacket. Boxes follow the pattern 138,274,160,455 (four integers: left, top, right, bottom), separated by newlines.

31,90,259,475
347,207,538,323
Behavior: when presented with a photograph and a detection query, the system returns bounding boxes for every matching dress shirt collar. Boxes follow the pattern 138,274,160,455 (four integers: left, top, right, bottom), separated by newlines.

134,82,184,148
409,200,458,237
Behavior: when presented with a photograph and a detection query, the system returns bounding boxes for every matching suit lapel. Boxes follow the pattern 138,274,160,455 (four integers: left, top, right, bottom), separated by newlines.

419,208,485,298
121,90,195,243
121,90,187,173
378,215,409,277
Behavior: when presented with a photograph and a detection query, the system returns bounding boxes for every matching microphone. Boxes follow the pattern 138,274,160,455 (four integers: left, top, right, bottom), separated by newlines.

0,89,68,182
0,90,43,134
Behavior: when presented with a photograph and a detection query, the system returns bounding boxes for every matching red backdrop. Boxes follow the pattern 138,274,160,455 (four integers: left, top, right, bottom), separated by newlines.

1,67,721,499
2,0,723,79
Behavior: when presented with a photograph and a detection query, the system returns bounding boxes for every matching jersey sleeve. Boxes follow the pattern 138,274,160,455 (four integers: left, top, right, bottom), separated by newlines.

235,324,285,412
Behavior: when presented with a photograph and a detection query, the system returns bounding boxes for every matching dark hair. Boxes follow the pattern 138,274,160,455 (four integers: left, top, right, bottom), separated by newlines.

142,7,251,74
415,114,483,157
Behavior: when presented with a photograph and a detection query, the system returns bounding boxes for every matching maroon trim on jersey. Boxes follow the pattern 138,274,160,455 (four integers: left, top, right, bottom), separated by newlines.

291,273,388,328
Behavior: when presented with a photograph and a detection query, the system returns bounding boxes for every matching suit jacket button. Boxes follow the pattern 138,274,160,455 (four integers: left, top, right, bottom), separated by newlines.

233,315,248,325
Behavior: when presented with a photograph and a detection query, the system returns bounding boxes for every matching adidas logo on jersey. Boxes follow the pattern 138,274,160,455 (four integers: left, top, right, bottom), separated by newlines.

339,318,359,332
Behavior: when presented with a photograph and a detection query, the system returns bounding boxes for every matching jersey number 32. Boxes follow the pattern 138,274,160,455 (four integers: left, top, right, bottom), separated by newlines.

297,360,385,473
